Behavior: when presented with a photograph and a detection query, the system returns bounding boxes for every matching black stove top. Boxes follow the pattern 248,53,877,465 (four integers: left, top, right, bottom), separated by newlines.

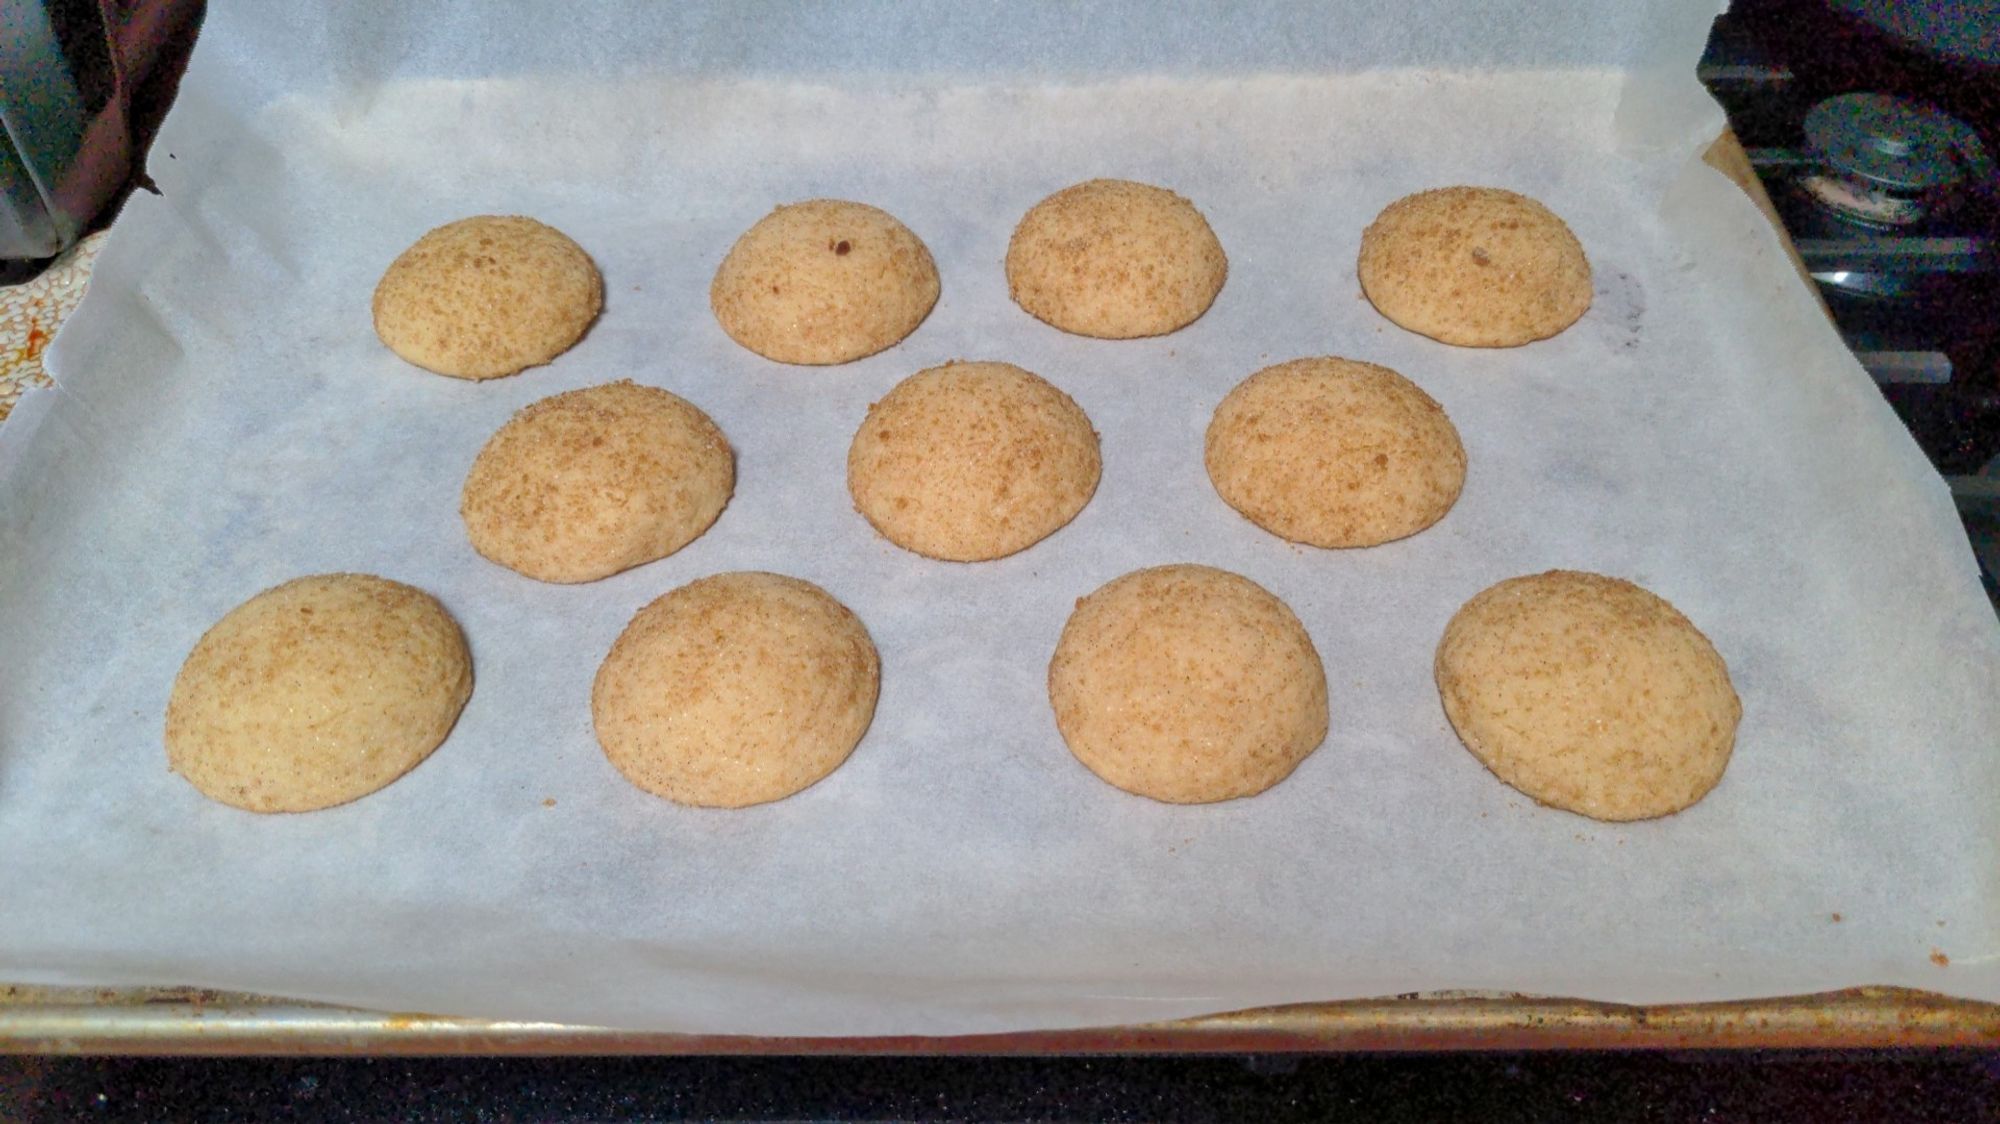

1699,0,2000,609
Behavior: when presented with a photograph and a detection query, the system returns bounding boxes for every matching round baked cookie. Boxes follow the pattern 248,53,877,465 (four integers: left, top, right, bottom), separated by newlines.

1206,356,1466,548
372,215,603,379
165,574,472,814
592,572,880,808
461,381,734,584
1005,178,1228,339
710,199,940,365
847,361,1101,561
1434,570,1740,822
1048,564,1327,803
1357,186,1591,347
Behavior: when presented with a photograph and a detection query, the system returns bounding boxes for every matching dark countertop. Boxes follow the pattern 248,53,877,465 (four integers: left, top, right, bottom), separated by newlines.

5,1050,2000,1121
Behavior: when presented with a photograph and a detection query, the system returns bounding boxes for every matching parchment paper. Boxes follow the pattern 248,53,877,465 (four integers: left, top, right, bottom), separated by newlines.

3,1,1998,1036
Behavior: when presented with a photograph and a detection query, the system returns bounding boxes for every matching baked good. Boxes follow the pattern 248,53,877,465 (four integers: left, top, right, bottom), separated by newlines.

1357,186,1591,347
592,572,880,807
1205,356,1466,548
164,573,472,813
1048,564,1327,803
372,215,602,379
710,199,939,365
461,380,734,584
1005,178,1227,339
1434,570,1740,821
847,360,1101,561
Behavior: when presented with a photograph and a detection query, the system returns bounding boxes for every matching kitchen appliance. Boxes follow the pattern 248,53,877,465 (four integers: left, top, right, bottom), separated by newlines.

1700,0,2000,605
0,0,202,277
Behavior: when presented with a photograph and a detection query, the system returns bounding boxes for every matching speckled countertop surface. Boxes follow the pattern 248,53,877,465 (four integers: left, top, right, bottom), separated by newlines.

0,232,107,426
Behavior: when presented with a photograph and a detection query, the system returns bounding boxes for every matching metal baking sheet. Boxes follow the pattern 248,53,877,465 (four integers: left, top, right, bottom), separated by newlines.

7,985,2000,1054
3,2,1998,1038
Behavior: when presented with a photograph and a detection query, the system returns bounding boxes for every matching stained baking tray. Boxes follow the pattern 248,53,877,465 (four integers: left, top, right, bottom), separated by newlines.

10,134,1993,1056
6,984,2000,1054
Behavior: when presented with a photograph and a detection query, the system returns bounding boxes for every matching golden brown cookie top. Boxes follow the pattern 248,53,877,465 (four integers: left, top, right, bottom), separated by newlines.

848,360,1101,562
710,199,939,365
1435,570,1740,821
1206,356,1466,548
373,215,602,379
165,573,472,813
1049,564,1327,804
461,381,734,584
592,572,880,808
1006,178,1227,339
1358,186,1591,348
